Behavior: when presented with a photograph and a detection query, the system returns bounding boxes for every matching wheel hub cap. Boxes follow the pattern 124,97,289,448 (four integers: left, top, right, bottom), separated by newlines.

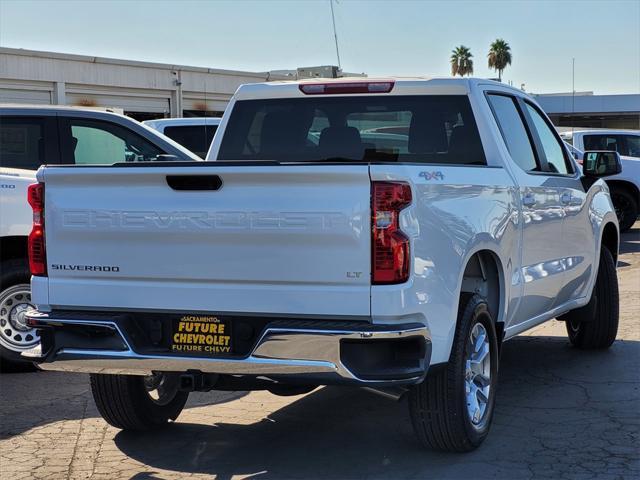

0,285,39,350
465,323,491,427
10,303,31,331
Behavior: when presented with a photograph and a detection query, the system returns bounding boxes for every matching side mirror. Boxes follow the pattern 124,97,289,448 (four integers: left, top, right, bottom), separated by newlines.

582,151,622,177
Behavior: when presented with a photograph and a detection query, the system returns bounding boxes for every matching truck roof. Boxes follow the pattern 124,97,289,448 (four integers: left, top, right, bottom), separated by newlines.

0,103,129,121
234,77,520,100
561,129,640,137
143,117,222,129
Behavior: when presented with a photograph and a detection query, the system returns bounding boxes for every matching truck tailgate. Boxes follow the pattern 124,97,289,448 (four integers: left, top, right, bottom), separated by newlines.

41,164,371,317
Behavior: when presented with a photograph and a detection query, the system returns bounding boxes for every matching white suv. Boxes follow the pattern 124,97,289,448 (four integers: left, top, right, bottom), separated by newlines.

0,105,199,369
561,129,639,232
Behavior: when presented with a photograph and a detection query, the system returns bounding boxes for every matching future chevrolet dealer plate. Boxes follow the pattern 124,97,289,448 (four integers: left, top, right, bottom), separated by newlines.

171,314,232,355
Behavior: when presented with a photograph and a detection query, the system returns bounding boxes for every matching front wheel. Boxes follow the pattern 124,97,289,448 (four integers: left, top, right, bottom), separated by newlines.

565,247,619,349
90,373,189,430
409,294,499,452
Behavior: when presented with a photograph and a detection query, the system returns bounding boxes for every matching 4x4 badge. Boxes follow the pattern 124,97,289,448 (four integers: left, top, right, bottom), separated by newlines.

419,171,445,181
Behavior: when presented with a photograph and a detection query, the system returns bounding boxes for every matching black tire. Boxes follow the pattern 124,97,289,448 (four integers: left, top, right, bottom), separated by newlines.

610,188,638,233
90,373,189,430
0,258,38,372
409,294,499,452
565,247,619,349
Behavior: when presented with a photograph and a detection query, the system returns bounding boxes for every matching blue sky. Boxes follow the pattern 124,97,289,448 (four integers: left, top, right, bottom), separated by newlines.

0,0,638,94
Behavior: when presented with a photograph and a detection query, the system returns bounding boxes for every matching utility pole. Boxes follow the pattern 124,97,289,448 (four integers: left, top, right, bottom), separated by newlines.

330,0,342,69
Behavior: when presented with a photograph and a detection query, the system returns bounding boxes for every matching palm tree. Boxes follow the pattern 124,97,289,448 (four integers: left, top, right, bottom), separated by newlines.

450,46,474,77
487,39,512,81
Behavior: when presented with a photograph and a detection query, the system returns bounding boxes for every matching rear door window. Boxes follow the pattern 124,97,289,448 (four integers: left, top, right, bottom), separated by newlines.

0,117,56,170
61,118,165,164
163,125,217,159
218,95,486,165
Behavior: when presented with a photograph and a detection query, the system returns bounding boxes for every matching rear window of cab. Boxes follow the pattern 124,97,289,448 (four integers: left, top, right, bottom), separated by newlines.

218,95,486,165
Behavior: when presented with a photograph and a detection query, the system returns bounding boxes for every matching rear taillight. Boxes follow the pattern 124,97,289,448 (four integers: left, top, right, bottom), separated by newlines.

372,181,412,284
27,183,46,276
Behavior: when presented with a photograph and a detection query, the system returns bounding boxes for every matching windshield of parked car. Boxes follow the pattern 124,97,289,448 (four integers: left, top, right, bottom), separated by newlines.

218,95,486,165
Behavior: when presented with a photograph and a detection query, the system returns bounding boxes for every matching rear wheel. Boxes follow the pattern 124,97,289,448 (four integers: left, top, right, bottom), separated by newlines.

565,247,619,349
90,372,189,430
0,259,39,372
611,188,638,233
409,294,499,452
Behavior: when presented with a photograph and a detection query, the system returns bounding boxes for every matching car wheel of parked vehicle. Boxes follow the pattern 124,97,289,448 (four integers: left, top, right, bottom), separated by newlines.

565,247,619,349
90,372,189,430
409,293,499,452
610,189,638,234
0,259,39,372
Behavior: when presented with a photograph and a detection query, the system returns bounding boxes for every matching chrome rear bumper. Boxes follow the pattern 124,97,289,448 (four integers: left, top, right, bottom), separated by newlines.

24,310,431,386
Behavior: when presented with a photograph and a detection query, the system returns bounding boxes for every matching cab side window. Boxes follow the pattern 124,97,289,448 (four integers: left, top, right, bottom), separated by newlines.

0,117,46,170
524,103,573,175
62,118,164,164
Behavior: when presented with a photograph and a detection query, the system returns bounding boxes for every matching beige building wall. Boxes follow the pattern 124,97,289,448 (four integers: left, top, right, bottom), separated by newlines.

0,47,287,120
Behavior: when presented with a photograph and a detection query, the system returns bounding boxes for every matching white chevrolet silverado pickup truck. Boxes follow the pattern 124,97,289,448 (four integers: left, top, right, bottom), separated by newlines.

25,78,621,452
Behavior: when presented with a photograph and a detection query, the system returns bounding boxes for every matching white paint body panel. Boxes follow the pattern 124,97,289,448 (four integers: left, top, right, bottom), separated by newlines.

40,164,371,317
33,78,619,365
0,168,35,238
143,117,221,134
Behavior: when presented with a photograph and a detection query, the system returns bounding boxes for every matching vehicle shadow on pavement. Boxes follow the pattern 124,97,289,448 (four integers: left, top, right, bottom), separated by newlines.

0,372,247,439
619,224,639,255
114,334,640,479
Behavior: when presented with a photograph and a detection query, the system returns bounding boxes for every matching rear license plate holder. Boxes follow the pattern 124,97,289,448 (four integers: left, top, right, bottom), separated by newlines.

170,314,232,356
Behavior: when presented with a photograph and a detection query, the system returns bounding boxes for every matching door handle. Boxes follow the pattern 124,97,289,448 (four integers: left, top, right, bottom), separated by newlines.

166,175,222,191
561,192,572,205
522,193,536,207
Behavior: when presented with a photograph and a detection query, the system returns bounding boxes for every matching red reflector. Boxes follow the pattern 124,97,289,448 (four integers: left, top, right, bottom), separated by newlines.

372,182,412,284
299,81,395,95
27,183,46,276
28,227,46,276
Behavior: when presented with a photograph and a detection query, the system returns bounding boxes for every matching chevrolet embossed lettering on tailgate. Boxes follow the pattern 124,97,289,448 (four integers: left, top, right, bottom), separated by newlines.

43,165,371,316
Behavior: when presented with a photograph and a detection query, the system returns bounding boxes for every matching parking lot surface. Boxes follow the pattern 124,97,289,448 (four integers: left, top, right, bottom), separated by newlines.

1,224,638,480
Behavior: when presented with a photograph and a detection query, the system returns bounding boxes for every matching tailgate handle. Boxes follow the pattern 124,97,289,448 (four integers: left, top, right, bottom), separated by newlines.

166,175,222,191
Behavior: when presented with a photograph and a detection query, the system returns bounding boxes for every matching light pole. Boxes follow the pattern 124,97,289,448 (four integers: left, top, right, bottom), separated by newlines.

329,0,342,70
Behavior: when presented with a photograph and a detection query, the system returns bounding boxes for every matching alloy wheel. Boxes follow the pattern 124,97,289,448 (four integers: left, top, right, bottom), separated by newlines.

464,322,492,428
